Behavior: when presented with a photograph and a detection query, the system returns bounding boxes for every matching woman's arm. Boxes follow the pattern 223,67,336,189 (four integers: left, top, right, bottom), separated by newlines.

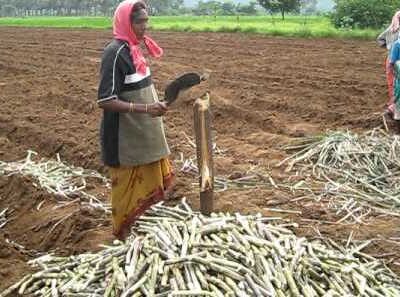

99,99,168,116
377,28,389,48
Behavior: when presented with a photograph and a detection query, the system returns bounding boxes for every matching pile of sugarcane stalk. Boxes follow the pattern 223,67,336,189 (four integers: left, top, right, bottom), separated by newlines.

0,150,110,213
2,200,399,297
280,129,400,219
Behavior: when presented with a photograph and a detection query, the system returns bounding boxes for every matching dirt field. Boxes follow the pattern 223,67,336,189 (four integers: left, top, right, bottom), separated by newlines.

0,27,398,290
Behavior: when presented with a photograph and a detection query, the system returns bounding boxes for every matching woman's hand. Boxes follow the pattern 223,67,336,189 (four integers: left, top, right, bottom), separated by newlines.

147,102,168,117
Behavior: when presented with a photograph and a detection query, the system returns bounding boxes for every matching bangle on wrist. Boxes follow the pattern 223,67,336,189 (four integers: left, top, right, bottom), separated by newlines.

129,102,134,113
145,104,148,113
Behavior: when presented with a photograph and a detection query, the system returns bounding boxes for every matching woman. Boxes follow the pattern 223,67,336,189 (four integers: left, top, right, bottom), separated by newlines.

377,11,400,116
97,0,174,239
389,39,400,126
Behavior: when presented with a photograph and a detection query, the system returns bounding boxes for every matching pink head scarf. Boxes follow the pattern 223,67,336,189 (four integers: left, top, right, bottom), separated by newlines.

390,10,400,33
113,0,163,75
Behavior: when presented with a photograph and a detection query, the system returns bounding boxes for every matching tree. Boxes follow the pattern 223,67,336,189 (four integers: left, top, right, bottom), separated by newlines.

221,1,236,15
257,0,300,20
193,1,221,15
147,0,184,15
1,4,17,16
331,0,400,29
98,0,116,16
300,0,317,15
236,2,258,15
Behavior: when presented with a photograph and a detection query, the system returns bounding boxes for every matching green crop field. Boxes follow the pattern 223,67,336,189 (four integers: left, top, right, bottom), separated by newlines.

0,15,380,39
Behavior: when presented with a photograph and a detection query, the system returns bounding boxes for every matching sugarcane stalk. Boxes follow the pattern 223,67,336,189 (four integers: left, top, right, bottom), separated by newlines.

3,200,400,296
193,92,214,215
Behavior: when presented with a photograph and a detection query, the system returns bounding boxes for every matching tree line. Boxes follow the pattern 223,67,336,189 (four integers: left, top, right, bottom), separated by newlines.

332,0,400,29
0,0,260,17
0,0,319,18
2,0,398,30
1,0,122,16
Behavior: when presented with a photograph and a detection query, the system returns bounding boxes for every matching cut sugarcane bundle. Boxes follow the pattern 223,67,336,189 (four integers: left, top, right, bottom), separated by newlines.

2,199,400,297
280,129,400,221
0,150,110,213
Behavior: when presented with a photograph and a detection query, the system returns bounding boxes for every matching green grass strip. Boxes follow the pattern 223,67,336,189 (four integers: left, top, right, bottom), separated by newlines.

0,16,380,39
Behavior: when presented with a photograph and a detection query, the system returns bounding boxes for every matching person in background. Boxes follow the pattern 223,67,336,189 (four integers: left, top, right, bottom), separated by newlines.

389,39,400,128
97,0,174,239
377,11,400,117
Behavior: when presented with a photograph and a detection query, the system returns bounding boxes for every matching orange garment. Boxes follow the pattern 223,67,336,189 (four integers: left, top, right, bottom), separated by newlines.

109,158,174,239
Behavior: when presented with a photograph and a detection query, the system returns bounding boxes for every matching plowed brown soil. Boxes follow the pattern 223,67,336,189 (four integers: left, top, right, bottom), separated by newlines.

1,27,399,290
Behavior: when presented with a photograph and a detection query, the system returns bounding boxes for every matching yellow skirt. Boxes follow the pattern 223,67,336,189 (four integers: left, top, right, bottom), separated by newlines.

109,158,174,239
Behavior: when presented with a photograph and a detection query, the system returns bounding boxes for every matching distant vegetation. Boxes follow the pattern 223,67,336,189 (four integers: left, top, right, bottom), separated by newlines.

0,15,380,39
331,0,400,29
0,0,332,17
0,0,262,17
0,0,397,39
